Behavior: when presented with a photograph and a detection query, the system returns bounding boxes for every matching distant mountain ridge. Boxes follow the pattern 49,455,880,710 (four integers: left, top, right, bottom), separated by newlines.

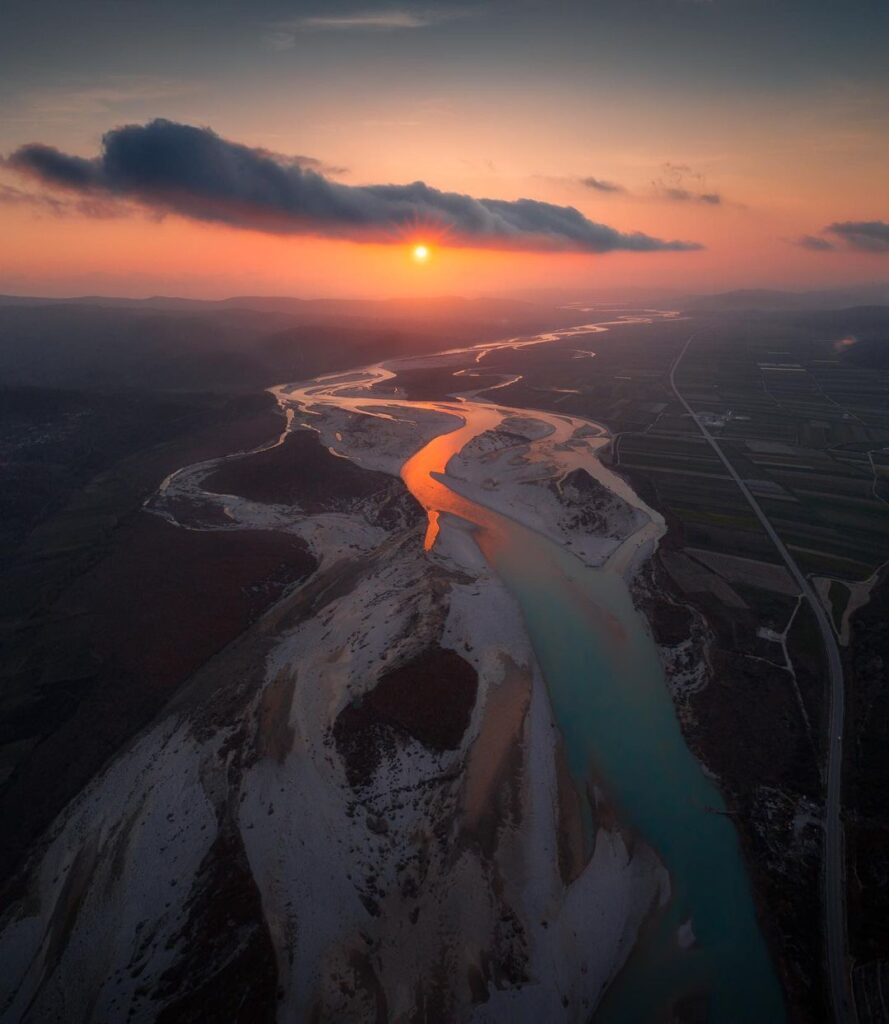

3,284,888,315
683,283,889,311
0,292,548,320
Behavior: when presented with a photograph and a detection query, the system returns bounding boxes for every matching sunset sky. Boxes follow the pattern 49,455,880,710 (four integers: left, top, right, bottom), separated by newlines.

2,0,887,298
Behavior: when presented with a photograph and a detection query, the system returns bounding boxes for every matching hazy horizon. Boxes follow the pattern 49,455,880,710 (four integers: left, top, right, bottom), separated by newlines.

3,281,889,306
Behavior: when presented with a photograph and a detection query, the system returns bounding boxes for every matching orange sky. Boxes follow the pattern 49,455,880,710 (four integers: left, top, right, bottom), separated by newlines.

2,2,888,298
2,192,885,300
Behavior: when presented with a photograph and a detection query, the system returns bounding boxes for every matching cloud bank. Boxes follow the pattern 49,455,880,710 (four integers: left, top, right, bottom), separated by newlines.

5,119,701,254
827,221,889,253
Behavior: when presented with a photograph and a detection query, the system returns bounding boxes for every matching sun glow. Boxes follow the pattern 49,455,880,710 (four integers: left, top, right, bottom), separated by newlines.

412,244,430,262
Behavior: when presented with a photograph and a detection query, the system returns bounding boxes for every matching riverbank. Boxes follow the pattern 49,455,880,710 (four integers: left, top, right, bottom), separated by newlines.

629,545,823,1019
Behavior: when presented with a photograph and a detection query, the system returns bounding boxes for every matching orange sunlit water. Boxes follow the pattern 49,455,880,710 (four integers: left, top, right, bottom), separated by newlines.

398,399,628,640
400,403,502,550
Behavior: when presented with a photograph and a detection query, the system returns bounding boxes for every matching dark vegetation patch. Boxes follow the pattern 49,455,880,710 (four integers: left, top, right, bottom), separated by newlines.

333,648,478,788
389,367,506,401
552,467,625,534
203,428,415,523
645,597,693,648
558,467,610,501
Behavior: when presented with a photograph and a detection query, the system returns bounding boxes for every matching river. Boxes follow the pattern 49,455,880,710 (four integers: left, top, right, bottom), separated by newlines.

278,315,786,1021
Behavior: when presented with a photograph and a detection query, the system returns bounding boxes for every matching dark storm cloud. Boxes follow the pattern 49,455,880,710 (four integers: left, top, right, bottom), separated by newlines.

6,120,701,253
581,176,625,193
826,220,889,253
794,234,836,251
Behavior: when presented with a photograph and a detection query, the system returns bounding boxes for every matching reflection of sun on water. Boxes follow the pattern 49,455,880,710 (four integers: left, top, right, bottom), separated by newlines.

412,244,429,262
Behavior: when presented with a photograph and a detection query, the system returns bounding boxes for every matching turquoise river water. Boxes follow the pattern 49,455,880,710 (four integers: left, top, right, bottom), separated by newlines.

479,517,786,1021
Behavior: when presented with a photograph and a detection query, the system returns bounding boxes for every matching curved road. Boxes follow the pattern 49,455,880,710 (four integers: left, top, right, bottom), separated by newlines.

669,333,850,1024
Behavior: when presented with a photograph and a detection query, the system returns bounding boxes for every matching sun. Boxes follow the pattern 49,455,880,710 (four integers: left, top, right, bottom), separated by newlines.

412,244,430,262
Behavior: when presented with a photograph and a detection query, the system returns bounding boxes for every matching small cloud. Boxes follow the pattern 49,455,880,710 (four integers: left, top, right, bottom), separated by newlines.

657,185,723,205
0,182,124,219
653,162,724,206
266,7,471,47
266,30,302,51
294,11,437,30
581,176,625,194
794,234,836,251
826,220,889,253
661,186,693,202
5,118,703,255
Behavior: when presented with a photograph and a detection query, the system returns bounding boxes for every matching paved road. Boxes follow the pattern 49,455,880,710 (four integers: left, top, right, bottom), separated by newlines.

669,333,850,1023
